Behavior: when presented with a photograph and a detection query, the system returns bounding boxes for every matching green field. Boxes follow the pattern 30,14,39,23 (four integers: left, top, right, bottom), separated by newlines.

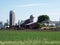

0,30,60,45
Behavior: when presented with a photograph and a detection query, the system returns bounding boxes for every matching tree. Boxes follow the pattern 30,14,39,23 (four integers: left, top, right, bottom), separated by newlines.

4,23,8,26
4,19,9,27
37,15,50,23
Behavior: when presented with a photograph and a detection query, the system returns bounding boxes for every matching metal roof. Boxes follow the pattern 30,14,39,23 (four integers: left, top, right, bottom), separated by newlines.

26,22,36,25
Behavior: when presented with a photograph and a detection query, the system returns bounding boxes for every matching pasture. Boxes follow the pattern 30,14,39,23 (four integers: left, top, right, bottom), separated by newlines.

0,30,60,45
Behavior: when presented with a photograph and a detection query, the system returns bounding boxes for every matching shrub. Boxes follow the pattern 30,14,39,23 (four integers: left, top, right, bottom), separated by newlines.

36,23,45,28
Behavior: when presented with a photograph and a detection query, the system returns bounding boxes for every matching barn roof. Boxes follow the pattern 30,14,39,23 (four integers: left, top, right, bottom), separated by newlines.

26,22,37,25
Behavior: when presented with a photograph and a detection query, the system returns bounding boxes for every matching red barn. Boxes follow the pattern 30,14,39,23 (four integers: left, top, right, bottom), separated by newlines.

26,22,37,29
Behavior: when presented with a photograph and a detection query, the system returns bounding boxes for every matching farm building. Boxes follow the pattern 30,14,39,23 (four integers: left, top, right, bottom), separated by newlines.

0,22,4,29
26,22,37,29
20,15,37,29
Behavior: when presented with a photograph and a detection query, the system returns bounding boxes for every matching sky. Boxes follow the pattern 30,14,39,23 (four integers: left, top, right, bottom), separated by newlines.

0,0,60,23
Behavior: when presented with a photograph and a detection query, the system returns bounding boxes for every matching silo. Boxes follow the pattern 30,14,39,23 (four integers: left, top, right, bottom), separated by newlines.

9,10,15,26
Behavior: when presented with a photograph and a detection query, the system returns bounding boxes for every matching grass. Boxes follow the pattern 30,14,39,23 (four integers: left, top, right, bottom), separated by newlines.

0,30,60,45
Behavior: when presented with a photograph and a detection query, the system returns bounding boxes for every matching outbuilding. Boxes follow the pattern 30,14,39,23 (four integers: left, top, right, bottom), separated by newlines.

0,22,4,29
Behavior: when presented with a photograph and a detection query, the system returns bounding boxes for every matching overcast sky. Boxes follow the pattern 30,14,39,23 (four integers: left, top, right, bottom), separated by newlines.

0,0,60,23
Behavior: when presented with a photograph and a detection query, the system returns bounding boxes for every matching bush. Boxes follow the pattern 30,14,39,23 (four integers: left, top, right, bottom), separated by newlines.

36,23,45,28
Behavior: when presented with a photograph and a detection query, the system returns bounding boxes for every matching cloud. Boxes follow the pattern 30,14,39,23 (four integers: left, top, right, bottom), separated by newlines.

16,3,47,7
